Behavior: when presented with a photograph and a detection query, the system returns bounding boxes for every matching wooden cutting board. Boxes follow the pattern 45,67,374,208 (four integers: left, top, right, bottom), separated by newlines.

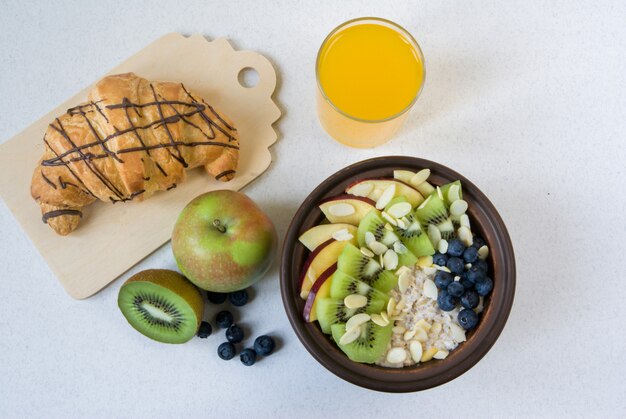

0,33,281,299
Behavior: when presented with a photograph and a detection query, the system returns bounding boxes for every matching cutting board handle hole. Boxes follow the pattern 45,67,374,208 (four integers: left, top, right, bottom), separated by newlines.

238,67,259,88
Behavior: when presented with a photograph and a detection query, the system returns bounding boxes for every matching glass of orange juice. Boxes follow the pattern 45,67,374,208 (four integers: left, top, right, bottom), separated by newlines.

316,17,425,148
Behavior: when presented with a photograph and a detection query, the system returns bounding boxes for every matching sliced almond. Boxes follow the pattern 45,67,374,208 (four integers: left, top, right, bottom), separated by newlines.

328,203,355,217
410,168,430,188
433,349,449,360
475,296,484,314
436,186,443,200
376,184,396,210
344,294,368,309
438,239,449,254
386,347,407,364
403,329,416,341
427,224,442,246
449,323,467,342
398,272,411,293
383,249,399,271
384,223,394,231
450,199,468,216
478,245,489,260
415,319,432,332
331,228,353,242
392,325,406,334
435,265,451,273
422,266,437,275
364,231,376,246
413,328,428,342
447,184,461,203
395,295,406,313
423,278,438,300
460,214,471,229
458,226,473,246
417,195,431,210
345,312,370,330
360,247,375,258
369,240,388,255
387,202,412,218
395,265,411,277
409,341,423,363
393,241,409,255
380,311,389,323
339,325,362,345
420,347,438,362
349,182,374,197
395,218,407,229
387,298,396,317
381,211,398,226
371,313,389,327
417,256,433,267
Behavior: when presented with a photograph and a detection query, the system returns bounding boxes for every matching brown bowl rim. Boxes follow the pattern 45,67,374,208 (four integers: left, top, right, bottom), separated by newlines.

279,156,516,392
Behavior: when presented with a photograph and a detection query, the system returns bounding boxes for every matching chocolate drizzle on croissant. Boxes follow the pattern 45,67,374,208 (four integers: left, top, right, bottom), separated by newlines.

31,73,240,236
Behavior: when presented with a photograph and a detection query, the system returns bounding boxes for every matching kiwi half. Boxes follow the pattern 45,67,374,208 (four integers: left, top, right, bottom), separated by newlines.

331,321,393,364
316,297,386,334
337,243,398,292
415,193,455,240
118,269,204,344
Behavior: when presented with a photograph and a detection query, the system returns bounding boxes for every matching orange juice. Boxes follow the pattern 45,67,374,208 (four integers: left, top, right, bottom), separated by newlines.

316,18,425,147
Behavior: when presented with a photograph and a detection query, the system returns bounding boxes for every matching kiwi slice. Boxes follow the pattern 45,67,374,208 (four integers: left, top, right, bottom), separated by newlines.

330,270,390,302
357,209,400,247
316,297,386,334
415,193,455,240
337,243,398,292
394,211,435,257
117,269,204,344
331,321,393,364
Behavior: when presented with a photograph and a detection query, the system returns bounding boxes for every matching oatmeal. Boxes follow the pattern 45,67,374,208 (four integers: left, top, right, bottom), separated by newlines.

376,267,479,368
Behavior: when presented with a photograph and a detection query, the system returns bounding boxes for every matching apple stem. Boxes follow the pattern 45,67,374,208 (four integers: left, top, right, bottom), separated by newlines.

212,219,226,234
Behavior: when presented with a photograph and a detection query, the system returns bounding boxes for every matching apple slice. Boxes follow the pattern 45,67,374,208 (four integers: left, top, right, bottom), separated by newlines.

298,223,357,251
299,238,355,299
303,263,336,322
318,195,376,226
345,178,425,208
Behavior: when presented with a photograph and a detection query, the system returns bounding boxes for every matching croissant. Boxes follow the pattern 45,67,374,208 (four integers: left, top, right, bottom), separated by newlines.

31,73,239,236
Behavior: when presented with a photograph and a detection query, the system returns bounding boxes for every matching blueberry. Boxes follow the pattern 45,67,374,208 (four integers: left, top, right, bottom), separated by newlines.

461,290,479,309
434,271,453,289
216,310,234,329
432,252,448,266
447,239,465,257
196,321,212,338
474,259,489,273
225,324,244,343
458,309,479,330
460,276,475,290
217,342,236,360
437,290,457,311
472,236,486,249
447,281,464,297
475,277,493,296
446,257,464,275
206,291,227,304
240,348,257,366
228,289,249,307
253,335,275,356
466,265,486,283
462,247,478,263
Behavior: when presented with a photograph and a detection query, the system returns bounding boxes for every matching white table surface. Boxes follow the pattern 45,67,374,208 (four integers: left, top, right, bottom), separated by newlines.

1,1,625,417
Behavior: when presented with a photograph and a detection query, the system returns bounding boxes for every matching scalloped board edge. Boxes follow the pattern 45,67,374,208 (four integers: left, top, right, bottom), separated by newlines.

0,33,281,299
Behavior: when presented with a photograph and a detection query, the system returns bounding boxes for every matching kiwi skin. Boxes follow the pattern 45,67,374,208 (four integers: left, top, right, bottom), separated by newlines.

118,269,204,343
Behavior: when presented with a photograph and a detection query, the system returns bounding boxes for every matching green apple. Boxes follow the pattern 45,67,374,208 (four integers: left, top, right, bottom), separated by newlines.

171,190,277,292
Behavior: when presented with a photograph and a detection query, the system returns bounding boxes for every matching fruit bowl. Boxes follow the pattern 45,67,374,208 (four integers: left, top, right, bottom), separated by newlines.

279,156,515,392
